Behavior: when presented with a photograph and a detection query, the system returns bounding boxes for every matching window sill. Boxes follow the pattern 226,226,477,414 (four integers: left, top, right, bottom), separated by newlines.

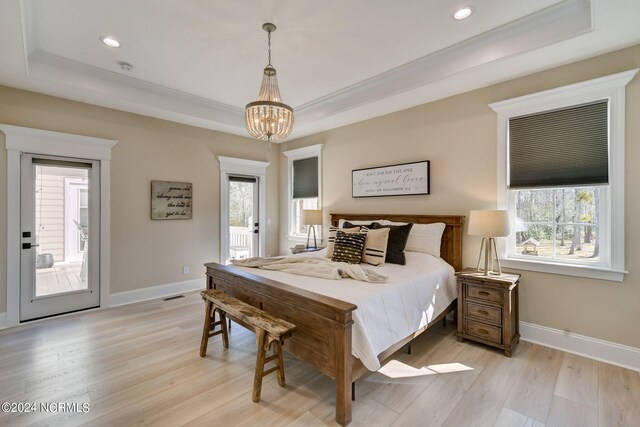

501,257,627,282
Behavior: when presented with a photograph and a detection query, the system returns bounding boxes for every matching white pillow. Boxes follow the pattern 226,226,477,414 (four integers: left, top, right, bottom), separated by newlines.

338,218,384,228
404,222,446,257
381,220,406,226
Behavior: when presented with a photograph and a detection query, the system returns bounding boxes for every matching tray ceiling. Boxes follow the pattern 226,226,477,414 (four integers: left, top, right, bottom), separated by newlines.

0,0,639,140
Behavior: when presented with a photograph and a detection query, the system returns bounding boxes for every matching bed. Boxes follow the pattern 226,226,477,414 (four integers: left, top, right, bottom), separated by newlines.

204,213,464,426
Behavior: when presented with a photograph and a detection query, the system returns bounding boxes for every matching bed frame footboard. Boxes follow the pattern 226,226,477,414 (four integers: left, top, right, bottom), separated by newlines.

205,262,357,426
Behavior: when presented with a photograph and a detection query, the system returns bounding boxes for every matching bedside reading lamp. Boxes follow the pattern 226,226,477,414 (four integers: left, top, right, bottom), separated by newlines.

302,209,323,249
468,210,510,276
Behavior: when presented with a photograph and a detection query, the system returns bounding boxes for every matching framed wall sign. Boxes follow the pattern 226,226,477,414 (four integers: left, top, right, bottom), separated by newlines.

151,181,193,219
352,160,430,198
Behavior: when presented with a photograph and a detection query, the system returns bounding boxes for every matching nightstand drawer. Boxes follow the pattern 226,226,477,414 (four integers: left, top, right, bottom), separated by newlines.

465,319,502,344
465,302,502,325
466,282,503,303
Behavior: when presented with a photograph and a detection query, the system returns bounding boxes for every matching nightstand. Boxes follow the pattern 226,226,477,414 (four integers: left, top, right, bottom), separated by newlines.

290,246,324,255
456,268,520,357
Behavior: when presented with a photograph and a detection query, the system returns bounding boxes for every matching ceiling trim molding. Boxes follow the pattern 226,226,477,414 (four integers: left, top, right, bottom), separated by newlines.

28,50,243,123
294,0,593,126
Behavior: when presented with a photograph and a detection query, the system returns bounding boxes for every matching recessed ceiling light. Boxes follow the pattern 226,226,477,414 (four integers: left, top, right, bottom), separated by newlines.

99,36,121,48
453,5,474,20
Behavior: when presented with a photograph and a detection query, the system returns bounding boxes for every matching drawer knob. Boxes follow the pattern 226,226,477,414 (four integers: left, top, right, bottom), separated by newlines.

478,309,489,315
478,291,490,296
478,328,489,334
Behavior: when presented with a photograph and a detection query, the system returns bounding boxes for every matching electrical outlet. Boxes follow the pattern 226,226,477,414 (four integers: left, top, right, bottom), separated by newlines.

182,266,190,275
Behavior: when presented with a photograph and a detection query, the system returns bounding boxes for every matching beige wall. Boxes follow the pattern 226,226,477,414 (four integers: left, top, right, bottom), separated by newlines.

279,44,640,349
0,86,279,311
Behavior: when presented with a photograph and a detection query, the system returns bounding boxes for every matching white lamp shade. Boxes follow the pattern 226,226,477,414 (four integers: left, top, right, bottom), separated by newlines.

468,210,510,237
302,209,323,226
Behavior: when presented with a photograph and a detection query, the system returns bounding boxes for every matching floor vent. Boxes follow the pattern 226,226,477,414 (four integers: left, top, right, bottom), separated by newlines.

162,295,185,301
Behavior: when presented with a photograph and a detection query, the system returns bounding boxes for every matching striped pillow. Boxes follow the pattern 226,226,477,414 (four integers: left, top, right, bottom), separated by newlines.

326,226,360,258
331,230,367,264
361,227,390,266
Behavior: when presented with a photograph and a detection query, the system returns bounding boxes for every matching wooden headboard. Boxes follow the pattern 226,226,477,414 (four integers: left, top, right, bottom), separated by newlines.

329,213,464,271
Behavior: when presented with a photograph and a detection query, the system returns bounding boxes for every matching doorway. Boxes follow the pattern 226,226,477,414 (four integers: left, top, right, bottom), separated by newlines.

20,155,100,321
228,175,259,261
217,156,269,265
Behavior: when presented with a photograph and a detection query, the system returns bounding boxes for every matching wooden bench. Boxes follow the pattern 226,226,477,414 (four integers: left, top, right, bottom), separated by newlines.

199,289,296,402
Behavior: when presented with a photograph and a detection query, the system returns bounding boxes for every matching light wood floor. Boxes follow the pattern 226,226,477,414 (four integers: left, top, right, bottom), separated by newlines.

0,292,638,427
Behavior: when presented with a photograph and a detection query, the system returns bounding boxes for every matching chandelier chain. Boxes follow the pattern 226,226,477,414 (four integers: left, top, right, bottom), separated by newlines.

267,30,272,66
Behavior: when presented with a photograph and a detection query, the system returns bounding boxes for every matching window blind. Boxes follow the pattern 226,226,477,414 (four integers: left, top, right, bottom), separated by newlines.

229,175,257,183
293,157,318,198
32,158,93,169
508,100,608,189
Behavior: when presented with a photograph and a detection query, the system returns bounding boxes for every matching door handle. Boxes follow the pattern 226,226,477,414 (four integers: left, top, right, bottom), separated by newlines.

22,243,39,249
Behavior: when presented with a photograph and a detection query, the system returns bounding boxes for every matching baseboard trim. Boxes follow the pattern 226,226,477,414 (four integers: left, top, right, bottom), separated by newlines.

520,321,640,372
0,312,7,330
110,278,204,307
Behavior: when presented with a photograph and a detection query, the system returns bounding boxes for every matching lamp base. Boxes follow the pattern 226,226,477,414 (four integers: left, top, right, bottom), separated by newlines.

476,237,503,276
306,225,317,249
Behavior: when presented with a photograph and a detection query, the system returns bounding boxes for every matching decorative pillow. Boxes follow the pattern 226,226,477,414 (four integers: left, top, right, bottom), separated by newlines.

380,220,407,225
360,226,390,266
338,218,384,228
343,221,382,229
405,223,446,257
326,226,360,258
370,222,414,265
380,221,446,257
331,230,367,264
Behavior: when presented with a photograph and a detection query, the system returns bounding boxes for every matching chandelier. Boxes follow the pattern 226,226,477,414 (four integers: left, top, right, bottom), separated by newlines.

245,23,294,142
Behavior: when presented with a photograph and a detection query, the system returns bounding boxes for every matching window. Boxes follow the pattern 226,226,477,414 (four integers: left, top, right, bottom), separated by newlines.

283,144,323,240
490,69,638,281
513,186,601,262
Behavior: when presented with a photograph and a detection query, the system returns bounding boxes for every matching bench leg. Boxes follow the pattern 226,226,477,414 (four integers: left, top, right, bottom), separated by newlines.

200,302,230,356
274,340,285,387
219,310,229,349
252,328,267,402
199,300,214,357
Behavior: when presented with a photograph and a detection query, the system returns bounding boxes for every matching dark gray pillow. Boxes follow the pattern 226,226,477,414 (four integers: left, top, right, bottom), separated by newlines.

370,222,414,265
343,221,381,229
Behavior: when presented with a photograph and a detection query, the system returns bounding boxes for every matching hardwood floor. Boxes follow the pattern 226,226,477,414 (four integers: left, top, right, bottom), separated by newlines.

0,292,638,427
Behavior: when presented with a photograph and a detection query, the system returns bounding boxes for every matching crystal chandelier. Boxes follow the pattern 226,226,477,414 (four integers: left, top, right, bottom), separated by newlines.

245,23,294,142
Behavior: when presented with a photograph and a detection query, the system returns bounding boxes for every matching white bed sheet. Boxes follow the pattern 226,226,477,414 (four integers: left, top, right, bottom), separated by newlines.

234,250,456,371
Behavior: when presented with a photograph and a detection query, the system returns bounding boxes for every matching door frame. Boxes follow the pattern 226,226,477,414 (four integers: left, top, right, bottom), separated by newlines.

218,156,269,264
1,124,117,328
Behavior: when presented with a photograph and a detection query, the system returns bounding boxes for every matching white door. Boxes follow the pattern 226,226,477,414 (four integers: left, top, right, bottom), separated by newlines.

20,155,100,321
227,175,259,262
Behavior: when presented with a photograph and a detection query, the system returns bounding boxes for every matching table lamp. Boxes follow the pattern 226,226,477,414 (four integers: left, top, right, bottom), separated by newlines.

302,209,323,249
468,210,510,275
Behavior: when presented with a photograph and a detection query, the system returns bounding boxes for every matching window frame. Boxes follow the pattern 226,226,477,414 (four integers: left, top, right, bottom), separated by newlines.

283,144,323,241
489,69,638,282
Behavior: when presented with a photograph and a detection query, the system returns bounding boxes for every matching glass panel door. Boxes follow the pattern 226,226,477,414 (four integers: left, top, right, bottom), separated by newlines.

228,176,259,261
20,155,100,321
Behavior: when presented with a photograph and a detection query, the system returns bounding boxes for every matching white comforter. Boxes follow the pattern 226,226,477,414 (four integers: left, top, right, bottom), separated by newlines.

233,250,456,371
